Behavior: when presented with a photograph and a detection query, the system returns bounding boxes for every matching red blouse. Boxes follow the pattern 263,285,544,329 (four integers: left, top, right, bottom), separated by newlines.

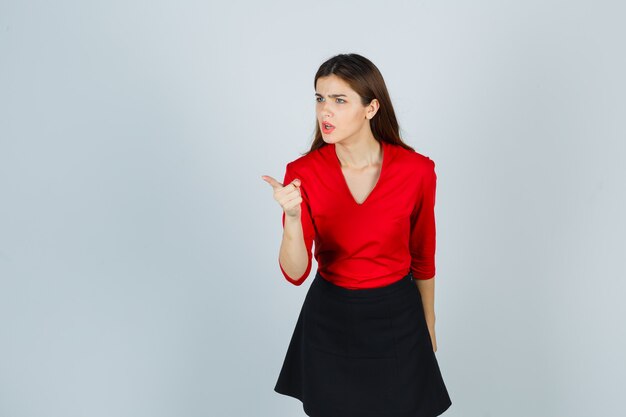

279,140,437,289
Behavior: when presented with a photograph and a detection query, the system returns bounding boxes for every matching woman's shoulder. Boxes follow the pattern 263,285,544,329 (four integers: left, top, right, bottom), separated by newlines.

389,142,435,174
285,144,330,172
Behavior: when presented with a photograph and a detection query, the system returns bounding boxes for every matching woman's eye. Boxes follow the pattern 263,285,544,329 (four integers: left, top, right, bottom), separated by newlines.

315,97,345,103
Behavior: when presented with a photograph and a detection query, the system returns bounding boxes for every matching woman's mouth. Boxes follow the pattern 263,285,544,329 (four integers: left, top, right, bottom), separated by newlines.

322,122,335,134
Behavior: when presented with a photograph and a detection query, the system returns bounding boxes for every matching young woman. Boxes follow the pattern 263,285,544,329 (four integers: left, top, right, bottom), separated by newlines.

262,53,452,417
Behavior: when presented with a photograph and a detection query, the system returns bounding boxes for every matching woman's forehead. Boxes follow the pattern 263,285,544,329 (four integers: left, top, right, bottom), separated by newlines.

316,75,356,96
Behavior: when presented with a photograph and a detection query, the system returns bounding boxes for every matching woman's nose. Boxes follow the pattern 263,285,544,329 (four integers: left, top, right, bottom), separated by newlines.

321,103,332,117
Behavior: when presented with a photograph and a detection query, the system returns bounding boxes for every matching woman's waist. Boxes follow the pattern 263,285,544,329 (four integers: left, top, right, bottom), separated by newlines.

313,268,414,299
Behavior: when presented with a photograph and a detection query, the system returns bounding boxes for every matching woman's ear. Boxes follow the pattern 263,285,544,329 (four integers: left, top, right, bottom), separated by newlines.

367,98,380,119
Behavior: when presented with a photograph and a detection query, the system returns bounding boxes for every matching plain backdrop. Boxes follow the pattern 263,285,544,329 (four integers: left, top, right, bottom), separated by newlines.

1,1,625,416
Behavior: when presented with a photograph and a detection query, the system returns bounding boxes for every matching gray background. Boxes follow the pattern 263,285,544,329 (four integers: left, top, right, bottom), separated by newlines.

1,1,625,416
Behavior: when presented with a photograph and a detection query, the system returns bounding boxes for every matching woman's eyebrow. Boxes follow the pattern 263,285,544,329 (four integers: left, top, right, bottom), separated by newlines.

315,93,348,98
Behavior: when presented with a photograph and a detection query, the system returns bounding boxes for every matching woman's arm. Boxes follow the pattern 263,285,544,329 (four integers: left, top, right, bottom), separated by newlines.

279,214,310,284
276,163,315,286
416,277,438,352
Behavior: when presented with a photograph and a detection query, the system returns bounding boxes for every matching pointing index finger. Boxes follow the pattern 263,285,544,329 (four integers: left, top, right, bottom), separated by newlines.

262,175,283,190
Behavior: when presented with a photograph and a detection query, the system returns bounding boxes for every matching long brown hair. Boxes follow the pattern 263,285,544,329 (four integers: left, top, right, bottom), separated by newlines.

302,53,415,155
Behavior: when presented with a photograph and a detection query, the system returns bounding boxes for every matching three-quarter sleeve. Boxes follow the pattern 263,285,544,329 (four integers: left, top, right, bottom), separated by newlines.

409,159,437,280
278,162,315,286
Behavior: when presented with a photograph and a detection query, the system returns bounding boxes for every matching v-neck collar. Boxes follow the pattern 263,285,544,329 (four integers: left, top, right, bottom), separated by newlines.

329,140,388,206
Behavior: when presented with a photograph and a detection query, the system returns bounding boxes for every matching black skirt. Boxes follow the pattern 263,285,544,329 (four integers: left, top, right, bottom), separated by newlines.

274,270,452,417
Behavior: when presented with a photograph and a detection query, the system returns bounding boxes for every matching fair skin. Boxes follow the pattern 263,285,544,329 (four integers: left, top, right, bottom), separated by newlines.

261,74,438,352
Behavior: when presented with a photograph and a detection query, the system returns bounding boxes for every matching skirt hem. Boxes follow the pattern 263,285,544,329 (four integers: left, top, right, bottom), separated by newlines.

274,386,452,417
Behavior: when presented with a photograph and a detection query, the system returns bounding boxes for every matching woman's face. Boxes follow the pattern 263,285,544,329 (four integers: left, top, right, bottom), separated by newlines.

315,75,377,145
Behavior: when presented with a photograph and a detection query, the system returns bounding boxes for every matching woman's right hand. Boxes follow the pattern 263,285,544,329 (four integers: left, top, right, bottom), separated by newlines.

261,175,303,218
